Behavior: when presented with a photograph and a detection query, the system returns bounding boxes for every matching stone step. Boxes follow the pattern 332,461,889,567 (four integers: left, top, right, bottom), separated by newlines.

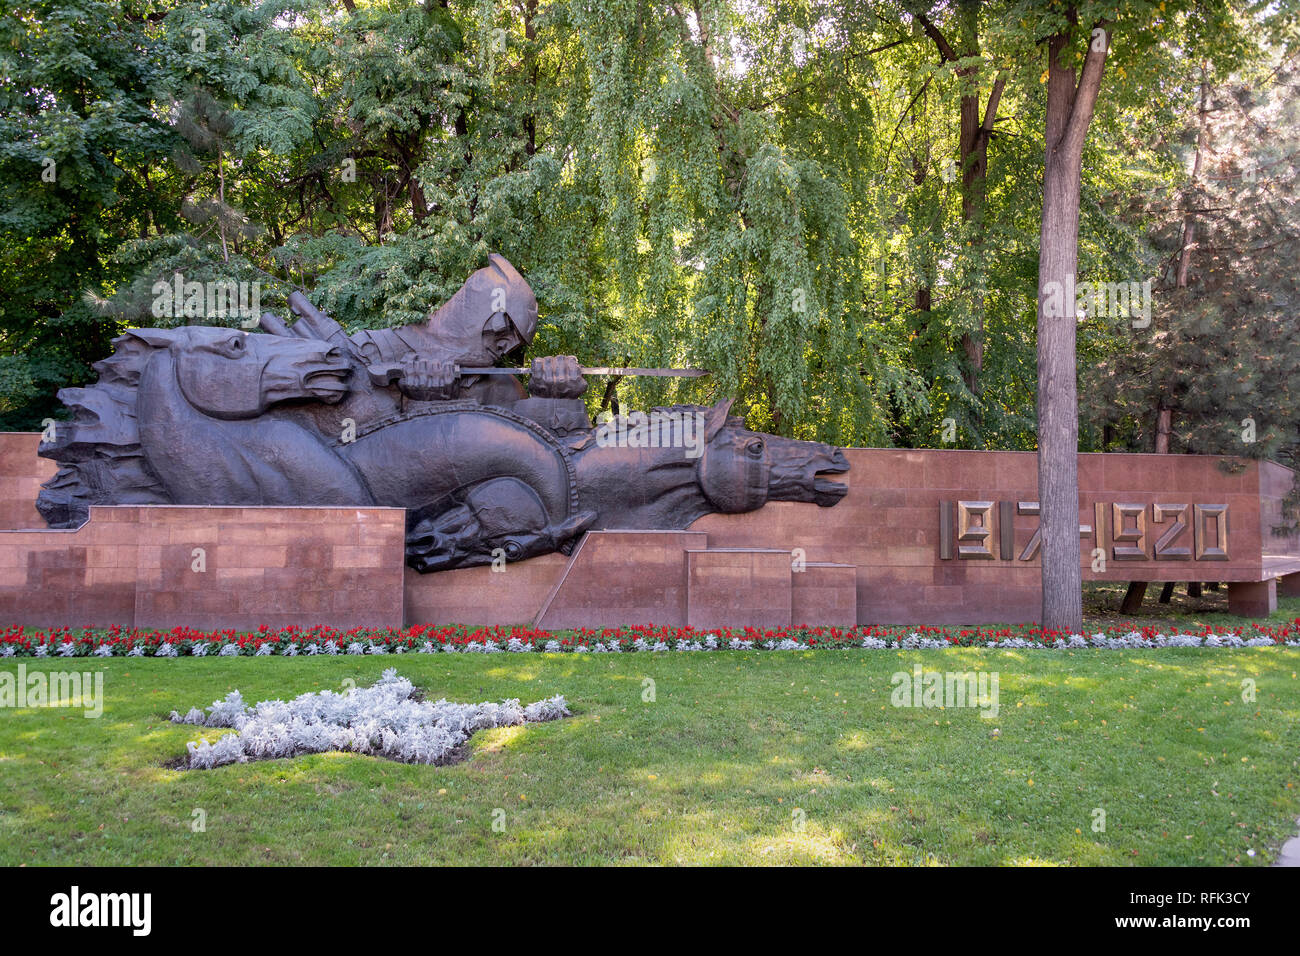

535,530,708,629
793,562,857,627
685,548,792,629
535,533,861,629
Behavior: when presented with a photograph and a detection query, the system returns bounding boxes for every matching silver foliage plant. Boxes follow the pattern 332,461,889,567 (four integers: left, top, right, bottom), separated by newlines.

170,669,570,770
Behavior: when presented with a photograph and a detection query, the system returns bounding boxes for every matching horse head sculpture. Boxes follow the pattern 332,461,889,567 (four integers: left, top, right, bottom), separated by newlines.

125,326,352,418
405,477,597,572
695,399,849,513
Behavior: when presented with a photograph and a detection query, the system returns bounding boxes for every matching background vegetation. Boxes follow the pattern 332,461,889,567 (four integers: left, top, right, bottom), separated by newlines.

1,0,1297,462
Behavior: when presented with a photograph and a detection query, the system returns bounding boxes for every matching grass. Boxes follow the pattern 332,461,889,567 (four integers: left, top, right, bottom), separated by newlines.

3,640,1299,865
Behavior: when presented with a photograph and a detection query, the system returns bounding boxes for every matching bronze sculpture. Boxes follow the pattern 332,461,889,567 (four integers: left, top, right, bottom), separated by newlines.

37,256,849,570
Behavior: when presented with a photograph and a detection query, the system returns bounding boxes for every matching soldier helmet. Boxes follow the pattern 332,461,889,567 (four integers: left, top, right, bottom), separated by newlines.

430,253,538,346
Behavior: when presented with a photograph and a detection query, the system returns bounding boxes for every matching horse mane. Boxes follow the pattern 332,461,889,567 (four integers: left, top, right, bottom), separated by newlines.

36,334,171,528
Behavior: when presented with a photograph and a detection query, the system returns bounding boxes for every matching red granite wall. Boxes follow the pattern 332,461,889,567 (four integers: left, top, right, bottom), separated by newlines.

535,531,706,630
686,548,792,629
693,449,1300,625
404,552,569,627
0,505,405,629
3,433,1297,629
0,433,56,530
792,563,857,627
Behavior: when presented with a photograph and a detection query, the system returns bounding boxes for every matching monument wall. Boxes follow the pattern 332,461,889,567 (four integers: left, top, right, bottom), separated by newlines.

0,435,405,630
3,433,1298,628
694,449,1300,624
0,433,55,530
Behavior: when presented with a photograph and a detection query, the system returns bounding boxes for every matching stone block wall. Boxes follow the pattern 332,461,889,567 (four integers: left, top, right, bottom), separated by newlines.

0,505,405,630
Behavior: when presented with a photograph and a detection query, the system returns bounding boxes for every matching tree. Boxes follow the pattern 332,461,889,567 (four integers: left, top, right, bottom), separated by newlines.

1086,55,1300,480
1035,10,1109,632
0,0,176,427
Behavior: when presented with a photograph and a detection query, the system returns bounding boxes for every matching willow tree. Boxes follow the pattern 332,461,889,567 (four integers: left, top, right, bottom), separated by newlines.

552,0,912,443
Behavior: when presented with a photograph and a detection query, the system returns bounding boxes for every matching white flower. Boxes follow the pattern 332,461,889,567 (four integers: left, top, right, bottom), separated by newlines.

93,644,114,657
190,642,210,657
170,707,206,725
174,676,570,769
155,643,179,658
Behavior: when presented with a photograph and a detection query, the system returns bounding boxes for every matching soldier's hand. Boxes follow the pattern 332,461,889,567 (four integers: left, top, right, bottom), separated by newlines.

397,357,460,401
529,355,587,399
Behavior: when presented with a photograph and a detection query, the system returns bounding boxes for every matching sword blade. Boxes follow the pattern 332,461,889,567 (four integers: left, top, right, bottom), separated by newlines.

366,362,709,388
460,366,709,377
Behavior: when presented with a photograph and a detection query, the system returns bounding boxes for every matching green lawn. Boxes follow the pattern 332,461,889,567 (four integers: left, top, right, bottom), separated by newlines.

2,645,1298,865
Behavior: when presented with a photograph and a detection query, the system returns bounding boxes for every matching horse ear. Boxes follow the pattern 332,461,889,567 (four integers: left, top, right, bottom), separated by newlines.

123,327,178,348
705,398,735,441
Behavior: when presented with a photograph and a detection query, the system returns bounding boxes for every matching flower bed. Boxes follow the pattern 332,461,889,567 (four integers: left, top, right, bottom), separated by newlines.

3,619,1300,657
171,668,570,768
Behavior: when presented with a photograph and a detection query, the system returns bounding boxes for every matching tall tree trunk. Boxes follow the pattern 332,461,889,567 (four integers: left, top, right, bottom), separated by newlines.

1036,18,1109,632
1158,76,1211,452
1154,404,1172,454
1176,75,1210,288
524,0,538,157
916,3,1006,416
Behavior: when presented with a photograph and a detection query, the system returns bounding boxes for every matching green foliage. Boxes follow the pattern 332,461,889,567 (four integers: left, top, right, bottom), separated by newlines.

1083,42,1300,472
0,0,1292,454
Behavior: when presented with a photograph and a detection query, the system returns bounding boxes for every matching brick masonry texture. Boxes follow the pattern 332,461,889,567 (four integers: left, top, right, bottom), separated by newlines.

0,503,405,630
2,434,1297,628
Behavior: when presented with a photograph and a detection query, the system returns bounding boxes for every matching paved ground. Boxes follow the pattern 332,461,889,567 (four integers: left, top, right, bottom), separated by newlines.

1275,819,1300,866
